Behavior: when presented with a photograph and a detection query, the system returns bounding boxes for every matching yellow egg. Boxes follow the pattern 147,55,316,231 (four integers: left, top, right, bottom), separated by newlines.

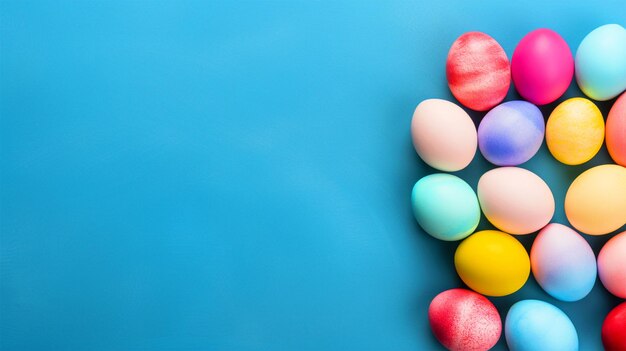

565,164,626,235
546,97,604,165
454,230,530,296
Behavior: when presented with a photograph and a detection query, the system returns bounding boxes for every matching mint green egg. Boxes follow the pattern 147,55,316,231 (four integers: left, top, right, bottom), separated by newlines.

411,174,480,241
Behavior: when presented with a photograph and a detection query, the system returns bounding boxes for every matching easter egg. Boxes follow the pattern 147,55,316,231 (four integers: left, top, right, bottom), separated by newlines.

429,288,502,351
411,174,480,241
530,223,596,301
478,100,544,166
598,231,626,298
477,167,555,235
411,99,477,171
446,32,511,111
546,97,604,165
607,92,626,166
576,24,626,101
602,302,626,351
511,29,574,105
455,230,530,296
505,300,578,351
564,164,626,235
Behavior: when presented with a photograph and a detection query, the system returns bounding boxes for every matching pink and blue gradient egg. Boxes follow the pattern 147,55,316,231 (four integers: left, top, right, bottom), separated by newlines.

530,223,597,302
478,100,545,166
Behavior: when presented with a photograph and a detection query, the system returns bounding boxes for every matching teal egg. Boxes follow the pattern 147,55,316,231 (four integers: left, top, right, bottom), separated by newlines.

505,300,578,351
411,174,480,241
575,24,626,101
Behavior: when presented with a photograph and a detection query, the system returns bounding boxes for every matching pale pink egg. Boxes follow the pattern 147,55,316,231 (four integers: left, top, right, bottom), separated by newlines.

411,99,477,172
477,167,555,234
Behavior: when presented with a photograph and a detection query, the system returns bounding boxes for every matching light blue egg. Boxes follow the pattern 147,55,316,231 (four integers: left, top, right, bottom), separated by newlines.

576,24,626,101
505,300,578,351
411,174,480,241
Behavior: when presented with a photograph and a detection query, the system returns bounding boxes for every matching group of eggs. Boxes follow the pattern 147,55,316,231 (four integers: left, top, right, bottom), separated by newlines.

410,24,626,351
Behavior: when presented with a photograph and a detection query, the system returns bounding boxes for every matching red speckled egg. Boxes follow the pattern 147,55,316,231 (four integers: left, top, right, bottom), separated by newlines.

602,302,626,351
447,32,511,111
429,288,502,351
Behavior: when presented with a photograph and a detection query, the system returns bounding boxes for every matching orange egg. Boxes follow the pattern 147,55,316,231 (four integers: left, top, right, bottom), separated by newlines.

565,164,626,235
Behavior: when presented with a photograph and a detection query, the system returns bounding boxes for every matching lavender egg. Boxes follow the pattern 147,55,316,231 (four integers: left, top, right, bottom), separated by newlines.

478,101,544,166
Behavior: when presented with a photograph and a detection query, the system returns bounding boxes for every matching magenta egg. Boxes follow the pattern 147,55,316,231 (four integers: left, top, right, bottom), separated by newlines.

429,288,502,351
511,29,574,105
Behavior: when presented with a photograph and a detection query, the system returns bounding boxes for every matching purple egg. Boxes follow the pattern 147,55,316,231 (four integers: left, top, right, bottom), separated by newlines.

478,101,545,166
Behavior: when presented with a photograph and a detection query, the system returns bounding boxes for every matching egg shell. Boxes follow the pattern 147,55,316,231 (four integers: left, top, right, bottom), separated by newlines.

546,97,604,165
411,174,480,241
602,302,626,351
477,167,555,235
429,288,502,351
446,32,511,111
576,24,626,101
511,29,574,105
505,300,578,351
478,100,544,166
411,99,477,172
530,223,596,301
607,92,626,166
598,231,626,298
455,230,530,296
564,164,626,235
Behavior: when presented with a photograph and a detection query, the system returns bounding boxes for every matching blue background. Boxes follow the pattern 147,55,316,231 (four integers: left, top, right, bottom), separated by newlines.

1,1,625,350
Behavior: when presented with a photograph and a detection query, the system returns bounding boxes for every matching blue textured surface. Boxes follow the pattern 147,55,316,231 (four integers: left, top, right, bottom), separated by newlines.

1,1,625,350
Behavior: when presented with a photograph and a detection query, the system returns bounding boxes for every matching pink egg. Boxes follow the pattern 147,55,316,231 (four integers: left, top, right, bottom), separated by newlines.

511,29,574,105
429,288,502,351
598,231,626,298
447,32,511,111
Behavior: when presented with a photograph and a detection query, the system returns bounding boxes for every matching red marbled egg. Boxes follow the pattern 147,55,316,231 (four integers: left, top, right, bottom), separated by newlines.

429,288,502,351
602,302,626,351
447,32,511,111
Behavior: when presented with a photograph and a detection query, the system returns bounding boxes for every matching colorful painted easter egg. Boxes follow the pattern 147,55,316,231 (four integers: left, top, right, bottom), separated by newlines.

607,92,626,167
411,174,480,241
429,288,502,351
455,230,530,296
598,231,626,298
530,223,596,301
602,302,626,351
447,32,511,111
477,167,554,235
411,99,477,171
505,300,578,351
576,24,626,101
511,29,574,105
546,97,604,165
564,164,626,235
478,100,544,166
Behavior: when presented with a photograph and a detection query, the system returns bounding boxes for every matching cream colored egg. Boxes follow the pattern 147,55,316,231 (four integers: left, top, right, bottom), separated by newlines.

411,99,477,172
478,167,555,234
